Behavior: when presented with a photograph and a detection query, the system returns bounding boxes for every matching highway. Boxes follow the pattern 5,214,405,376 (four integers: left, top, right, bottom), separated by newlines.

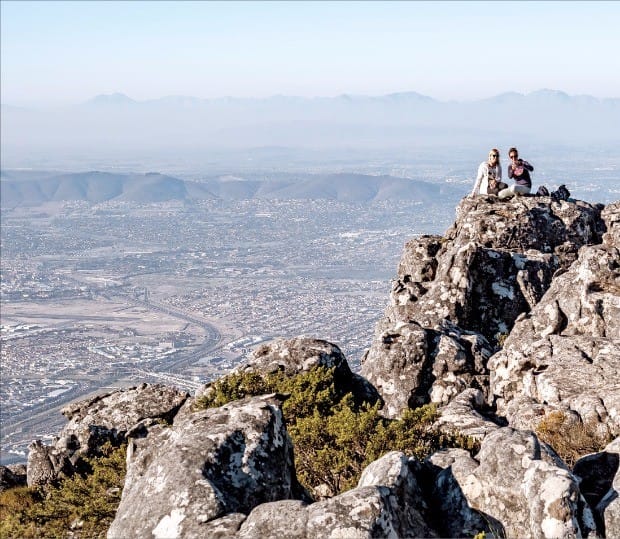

1,282,225,465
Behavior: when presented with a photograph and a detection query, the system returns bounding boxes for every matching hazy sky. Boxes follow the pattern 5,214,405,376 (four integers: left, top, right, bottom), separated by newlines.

2,0,619,105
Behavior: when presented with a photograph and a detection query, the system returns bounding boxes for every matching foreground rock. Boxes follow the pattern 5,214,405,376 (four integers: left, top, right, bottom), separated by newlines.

428,427,596,538
27,383,188,487
107,394,300,539
222,451,437,538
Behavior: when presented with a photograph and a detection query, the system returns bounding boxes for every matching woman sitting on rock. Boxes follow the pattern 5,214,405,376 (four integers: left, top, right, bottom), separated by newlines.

471,148,506,196
499,147,534,199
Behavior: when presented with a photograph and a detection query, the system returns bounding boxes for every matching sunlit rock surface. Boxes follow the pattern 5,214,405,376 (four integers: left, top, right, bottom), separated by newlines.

27,383,188,487
107,394,299,539
362,195,606,420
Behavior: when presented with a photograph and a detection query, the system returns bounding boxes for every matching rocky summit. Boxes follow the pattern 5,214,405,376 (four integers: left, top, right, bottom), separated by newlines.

4,194,619,538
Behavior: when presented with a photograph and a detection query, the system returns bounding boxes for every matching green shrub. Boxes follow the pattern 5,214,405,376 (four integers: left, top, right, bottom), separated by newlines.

195,367,478,498
0,443,126,538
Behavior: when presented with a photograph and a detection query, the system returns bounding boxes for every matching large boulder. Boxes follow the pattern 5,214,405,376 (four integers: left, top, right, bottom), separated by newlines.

26,439,76,488
362,319,494,418
427,448,503,537
107,394,300,539
26,383,189,487
446,196,604,267
235,451,438,538
222,336,380,405
429,427,596,538
58,383,189,455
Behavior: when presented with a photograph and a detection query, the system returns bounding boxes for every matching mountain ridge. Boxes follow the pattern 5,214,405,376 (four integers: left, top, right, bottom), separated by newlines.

0,170,456,207
3,88,618,155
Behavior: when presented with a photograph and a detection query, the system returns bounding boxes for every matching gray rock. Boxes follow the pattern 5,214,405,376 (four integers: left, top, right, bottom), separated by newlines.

241,336,352,378
201,336,380,406
26,439,75,488
449,196,604,268
357,451,437,538
199,513,247,538
434,388,502,440
0,463,27,492
234,451,438,539
573,437,620,538
59,383,189,455
235,489,407,539
427,448,502,537
430,427,596,538
107,394,299,539
237,501,308,538
362,196,603,419
26,383,188,488
490,242,620,437
602,201,620,247
305,486,401,538
362,319,494,418
387,242,559,344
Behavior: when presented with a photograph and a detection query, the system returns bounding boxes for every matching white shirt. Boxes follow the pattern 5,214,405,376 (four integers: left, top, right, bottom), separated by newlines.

471,161,502,195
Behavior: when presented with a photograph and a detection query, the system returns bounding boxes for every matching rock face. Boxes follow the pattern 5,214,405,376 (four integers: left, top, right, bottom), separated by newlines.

27,383,188,487
428,427,596,539
362,196,605,419
107,394,299,539
489,239,620,436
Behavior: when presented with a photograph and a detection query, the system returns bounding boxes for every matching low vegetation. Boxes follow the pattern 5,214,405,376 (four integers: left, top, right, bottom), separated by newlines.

1,367,478,536
535,410,612,467
195,366,478,497
0,443,126,539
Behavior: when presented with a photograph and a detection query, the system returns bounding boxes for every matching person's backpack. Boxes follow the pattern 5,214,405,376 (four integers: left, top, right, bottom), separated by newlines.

557,184,570,200
536,185,550,196
550,184,571,201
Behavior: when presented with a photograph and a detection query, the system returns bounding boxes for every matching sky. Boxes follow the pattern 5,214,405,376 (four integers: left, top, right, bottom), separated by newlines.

1,0,619,106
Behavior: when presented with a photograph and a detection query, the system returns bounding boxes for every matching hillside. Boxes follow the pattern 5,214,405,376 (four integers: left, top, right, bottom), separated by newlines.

0,170,455,207
1,193,619,538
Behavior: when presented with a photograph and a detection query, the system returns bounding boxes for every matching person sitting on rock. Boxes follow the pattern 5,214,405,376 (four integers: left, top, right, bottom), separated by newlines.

499,147,534,199
471,148,506,196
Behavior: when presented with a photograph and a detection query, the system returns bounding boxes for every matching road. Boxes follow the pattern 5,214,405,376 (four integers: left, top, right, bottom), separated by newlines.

1,283,225,465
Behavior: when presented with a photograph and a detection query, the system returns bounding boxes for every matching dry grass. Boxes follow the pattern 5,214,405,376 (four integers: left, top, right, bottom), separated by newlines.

535,410,612,467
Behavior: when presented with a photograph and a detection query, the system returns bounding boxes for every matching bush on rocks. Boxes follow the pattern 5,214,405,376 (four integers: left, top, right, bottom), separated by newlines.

0,443,126,538
195,366,478,498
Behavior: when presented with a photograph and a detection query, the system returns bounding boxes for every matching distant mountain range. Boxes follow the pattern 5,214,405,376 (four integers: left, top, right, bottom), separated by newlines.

0,170,457,208
2,90,618,160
